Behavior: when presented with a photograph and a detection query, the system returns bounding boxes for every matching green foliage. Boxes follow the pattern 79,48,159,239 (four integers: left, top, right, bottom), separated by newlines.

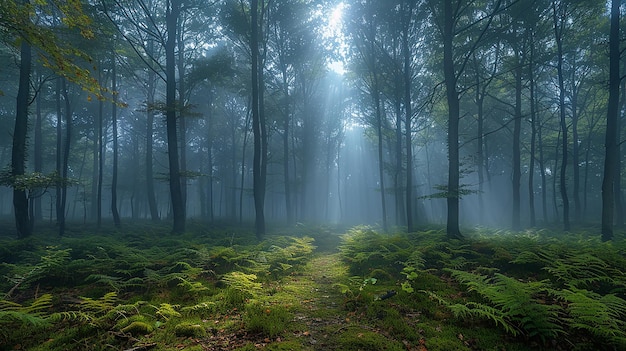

244,302,292,338
0,293,53,328
174,322,207,337
557,288,626,346
439,270,563,340
332,328,406,351
3,247,71,297
222,271,262,298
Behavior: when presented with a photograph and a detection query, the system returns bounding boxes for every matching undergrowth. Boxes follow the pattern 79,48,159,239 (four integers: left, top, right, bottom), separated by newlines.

0,222,624,350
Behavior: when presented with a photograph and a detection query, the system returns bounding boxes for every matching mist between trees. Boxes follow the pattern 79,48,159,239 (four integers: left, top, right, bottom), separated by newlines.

0,0,623,240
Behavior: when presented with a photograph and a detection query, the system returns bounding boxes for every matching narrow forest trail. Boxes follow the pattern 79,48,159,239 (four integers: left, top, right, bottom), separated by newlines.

281,253,350,350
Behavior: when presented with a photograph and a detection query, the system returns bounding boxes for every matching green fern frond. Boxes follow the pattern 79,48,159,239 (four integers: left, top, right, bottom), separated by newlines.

181,302,216,317
79,292,118,316
449,302,518,335
557,288,626,342
154,303,181,320
85,274,123,291
0,310,49,327
222,271,262,297
0,294,54,327
447,269,563,340
49,310,94,323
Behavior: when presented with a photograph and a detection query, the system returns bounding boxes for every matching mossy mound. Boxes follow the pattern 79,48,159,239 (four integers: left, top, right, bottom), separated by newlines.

332,328,406,351
120,321,154,336
174,323,207,337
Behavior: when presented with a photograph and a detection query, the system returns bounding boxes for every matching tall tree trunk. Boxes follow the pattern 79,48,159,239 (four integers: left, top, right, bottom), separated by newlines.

443,0,462,239
91,105,98,220
280,64,293,224
56,78,63,227
97,94,104,227
111,55,121,227
33,73,43,222
374,75,388,232
239,108,251,224
166,0,185,233
12,30,33,239
528,36,537,227
601,0,620,241
615,61,625,228
553,1,570,231
512,52,522,231
538,117,548,222
251,0,265,239
146,40,159,221
571,62,581,220
177,18,187,214
402,7,414,232
474,63,486,225
59,78,72,236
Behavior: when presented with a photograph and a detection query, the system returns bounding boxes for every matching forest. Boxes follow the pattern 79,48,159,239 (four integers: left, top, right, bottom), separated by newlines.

1,0,626,350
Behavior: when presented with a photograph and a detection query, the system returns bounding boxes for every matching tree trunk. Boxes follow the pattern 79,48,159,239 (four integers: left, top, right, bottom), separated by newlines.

402,7,414,232
111,55,121,228
374,75,388,232
615,60,625,227
12,32,33,239
512,52,522,231
146,39,159,221
177,18,188,214
166,0,185,233
56,78,63,227
97,94,104,227
443,0,462,239
601,0,620,241
33,73,43,222
251,0,266,239
528,36,537,227
571,61,581,221
538,116,548,222
280,64,293,224
553,1,570,231
59,78,72,236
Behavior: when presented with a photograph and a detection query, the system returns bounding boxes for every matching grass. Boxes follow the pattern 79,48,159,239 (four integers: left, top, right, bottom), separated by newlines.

0,221,624,350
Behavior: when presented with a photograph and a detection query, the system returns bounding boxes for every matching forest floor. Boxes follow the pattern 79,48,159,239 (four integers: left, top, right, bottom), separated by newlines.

1,222,625,351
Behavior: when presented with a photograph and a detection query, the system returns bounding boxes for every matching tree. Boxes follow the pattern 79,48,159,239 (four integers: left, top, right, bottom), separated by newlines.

165,0,185,233
251,0,265,239
111,51,121,227
432,0,503,238
11,0,33,239
2,0,109,237
601,0,620,241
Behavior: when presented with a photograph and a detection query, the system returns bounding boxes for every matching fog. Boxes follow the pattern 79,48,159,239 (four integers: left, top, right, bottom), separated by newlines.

0,0,621,238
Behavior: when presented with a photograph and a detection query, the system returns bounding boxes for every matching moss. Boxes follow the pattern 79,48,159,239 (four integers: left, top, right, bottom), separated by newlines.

120,321,154,336
174,322,207,337
244,302,293,338
264,340,306,350
332,328,406,351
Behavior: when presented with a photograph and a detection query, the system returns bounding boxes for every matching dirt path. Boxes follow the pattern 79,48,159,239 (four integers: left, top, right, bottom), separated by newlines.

282,253,349,350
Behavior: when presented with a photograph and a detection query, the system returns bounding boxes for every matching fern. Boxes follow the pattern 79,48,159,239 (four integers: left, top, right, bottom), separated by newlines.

79,292,118,317
543,253,617,289
154,303,181,321
556,288,626,345
221,271,262,297
0,294,53,328
85,274,124,291
181,301,216,317
446,269,563,340
4,248,71,297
